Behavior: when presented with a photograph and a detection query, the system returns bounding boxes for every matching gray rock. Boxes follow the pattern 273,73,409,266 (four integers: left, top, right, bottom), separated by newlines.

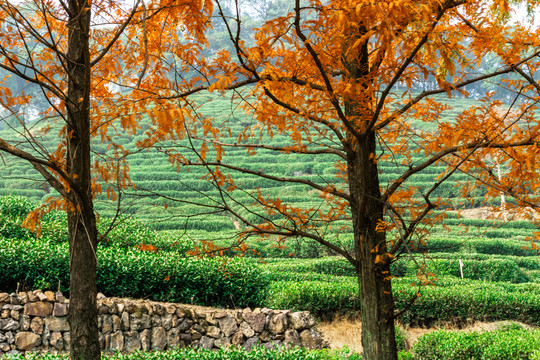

10,294,20,305
244,336,259,351
171,315,181,328
199,336,214,350
4,331,14,345
101,315,113,334
2,305,23,311
259,330,272,342
98,303,111,315
50,332,64,350
27,292,38,303
44,317,69,332
112,314,121,331
124,331,141,352
152,314,162,327
15,332,41,350
0,333,4,342
288,312,316,331
63,331,70,349
231,331,244,346
0,318,19,331
162,313,173,330
130,313,151,331
53,303,68,317
214,336,231,348
284,329,301,347
263,341,281,350
110,331,124,351
206,313,217,326
268,313,288,334
167,327,181,349
214,311,227,319
36,292,48,302
30,317,44,334
151,326,167,351
177,318,193,332
218,314,238,337
55,292,65,303
239,321,255,338
193,323,205,334
190,329,202,340
17,293,28,305
121,311,130,331
140,329,152,351
180,333,192,344
19,315,30,331
243,312,266,332
206,326,220,338
299,329,323,349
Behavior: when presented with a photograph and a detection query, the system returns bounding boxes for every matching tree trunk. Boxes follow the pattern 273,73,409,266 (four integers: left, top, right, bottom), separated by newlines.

340,22,398,360
65,1,100,359
346,133,398,360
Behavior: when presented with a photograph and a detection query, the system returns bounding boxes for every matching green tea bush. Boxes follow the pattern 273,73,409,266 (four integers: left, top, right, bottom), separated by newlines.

412,328,540,360
4,347,363,360
472,238,539,256
266,277,540,326
267,280,360,317
265,256,533,283
0,195,33,218
410,236,539,256
265,257,356,278
427,253,540,270
0,237,268,307
0,195,35,240
399,258,530,283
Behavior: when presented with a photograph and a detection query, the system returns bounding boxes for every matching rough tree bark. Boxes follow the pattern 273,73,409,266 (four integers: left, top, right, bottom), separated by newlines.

347,135,398,360
65,1,100,359
342,24,398,359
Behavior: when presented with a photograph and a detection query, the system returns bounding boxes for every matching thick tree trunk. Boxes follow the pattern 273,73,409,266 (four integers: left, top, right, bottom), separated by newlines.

346,133,398,360
65,1,101,359
340,21,398,360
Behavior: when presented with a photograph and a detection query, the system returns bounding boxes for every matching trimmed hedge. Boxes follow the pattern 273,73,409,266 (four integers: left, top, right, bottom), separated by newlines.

395,258,530,283
0,237,268,308
265,256,533,283
412,327,540,360
266,277,540,326
409,236,539,256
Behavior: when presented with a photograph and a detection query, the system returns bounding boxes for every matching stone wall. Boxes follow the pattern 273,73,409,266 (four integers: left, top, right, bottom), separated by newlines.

0,291,324,356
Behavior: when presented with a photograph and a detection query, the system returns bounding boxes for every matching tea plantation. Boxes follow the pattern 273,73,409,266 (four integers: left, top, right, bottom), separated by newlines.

1,95,540,359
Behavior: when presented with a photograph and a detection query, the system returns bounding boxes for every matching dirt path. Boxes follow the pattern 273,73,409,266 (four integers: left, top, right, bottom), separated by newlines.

317,319,536,353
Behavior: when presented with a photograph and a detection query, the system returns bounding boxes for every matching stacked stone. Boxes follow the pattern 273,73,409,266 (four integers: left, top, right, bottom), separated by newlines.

0,291,324,356
0,290,68,356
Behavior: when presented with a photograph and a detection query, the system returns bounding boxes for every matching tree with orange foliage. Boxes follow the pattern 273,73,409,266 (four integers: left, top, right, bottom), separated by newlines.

140,1,540,359
0,1,210,359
